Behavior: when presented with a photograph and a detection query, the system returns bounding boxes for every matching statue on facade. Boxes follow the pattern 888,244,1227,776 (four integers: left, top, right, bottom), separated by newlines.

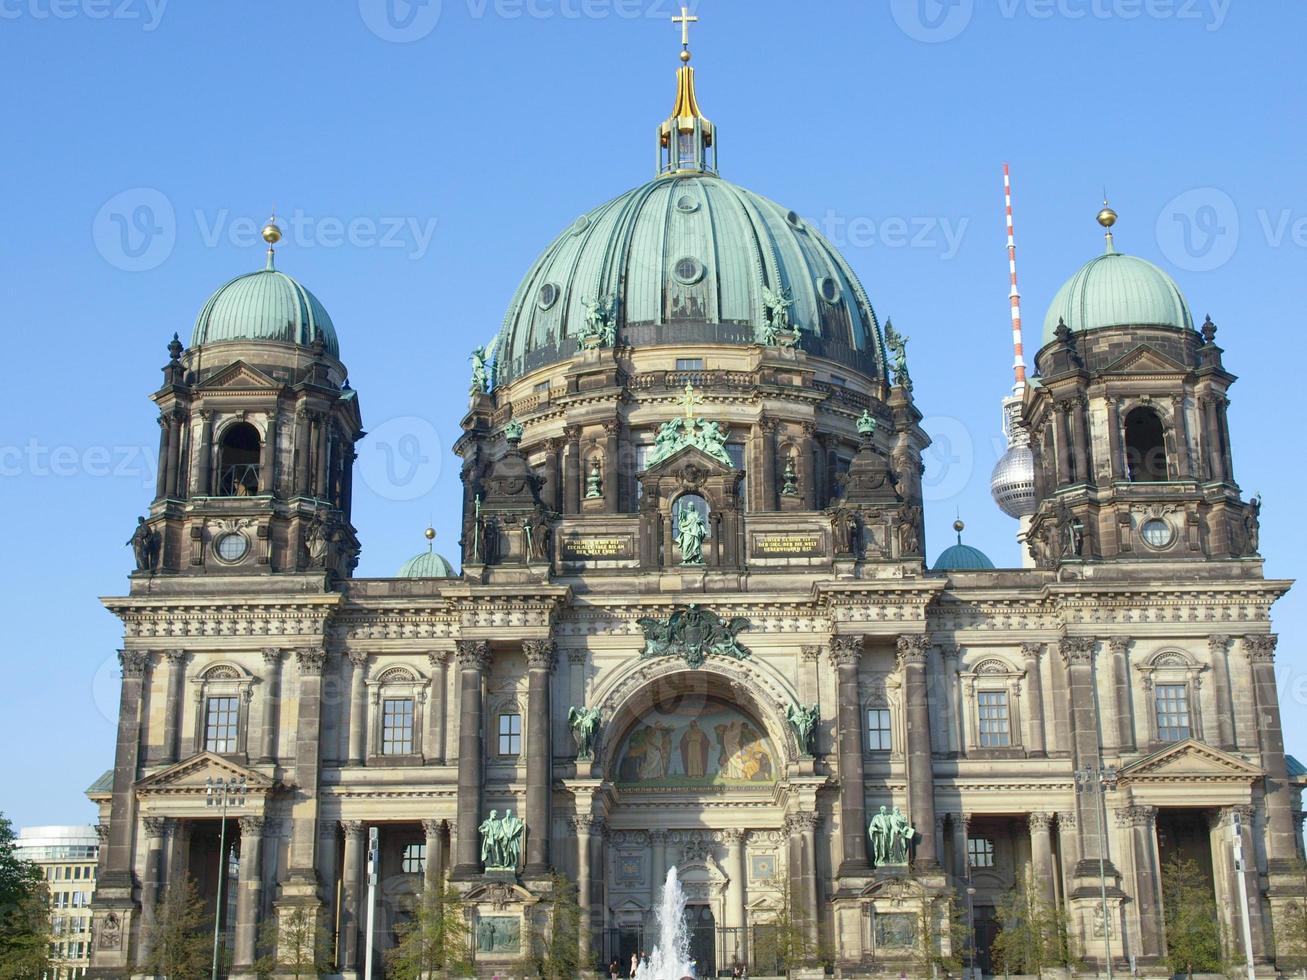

856,410,877,438
585,458,603,499
677,504,708,565
479,809,502,868
785,703,820,756
869,805,892,866
568,705,602,760
526,510,551,562
869,805,916,867
1244,493,1262,554
499,809,524,869
759,286,799,347
781,456,799,497
832,508,859,556
898,504,922,557
578,295,617,349
884,320,912,391
127,516,159,572
469,346,490,396
305,512,330,566
645,384,735,469
479,808,525,872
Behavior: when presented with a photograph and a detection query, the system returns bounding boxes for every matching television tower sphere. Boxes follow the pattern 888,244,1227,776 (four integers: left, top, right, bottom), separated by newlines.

990,442,1037,518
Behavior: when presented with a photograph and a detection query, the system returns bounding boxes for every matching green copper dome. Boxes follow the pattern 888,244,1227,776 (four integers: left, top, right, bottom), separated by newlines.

1042,250,1192,345
933,542,996,571
397,549,457,579
192,265,339,357
495,173,886,383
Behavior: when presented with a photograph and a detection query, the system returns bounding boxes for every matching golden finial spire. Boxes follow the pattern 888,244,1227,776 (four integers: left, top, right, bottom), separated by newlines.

262,208,282,270
424,526,436,553
673,4,698,62
1097,196,1118,254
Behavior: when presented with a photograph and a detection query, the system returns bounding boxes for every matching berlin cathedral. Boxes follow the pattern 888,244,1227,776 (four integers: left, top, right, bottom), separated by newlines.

87,14,1300,980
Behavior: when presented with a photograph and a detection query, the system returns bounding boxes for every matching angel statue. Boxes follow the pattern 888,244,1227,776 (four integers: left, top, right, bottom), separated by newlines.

785,702,820,756
883,319,912,391
578,295,617,349
677,504,708,565
567,705,602,760
761,285,794,338
469,346,490,396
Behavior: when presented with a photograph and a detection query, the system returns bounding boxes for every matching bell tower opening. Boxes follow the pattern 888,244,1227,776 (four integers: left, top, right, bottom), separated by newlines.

217,422,262,496
1124,407,1167,482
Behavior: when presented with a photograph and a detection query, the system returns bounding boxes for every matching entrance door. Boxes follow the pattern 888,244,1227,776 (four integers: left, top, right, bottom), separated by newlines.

686,904,716,978
974,906,999,976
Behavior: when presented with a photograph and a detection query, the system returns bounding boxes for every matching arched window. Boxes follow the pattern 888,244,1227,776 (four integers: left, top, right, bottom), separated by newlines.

217,422,261,496
1124,407,1167,482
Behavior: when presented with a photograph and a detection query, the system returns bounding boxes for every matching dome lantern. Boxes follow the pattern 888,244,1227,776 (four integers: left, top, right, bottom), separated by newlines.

657,5,715,177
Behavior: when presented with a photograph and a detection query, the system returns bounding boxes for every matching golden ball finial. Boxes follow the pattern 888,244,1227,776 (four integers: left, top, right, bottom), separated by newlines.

1097,204,1118,229
262,215,283,245
953,519,965,534
424,527,436,541
680,48,691,63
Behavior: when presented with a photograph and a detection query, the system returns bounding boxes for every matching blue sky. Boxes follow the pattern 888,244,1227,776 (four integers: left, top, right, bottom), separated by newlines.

1,0,1304,827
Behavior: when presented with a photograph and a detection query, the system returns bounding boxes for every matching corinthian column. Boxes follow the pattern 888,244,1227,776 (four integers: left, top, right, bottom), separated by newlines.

1027,812,1056,907
786,812,821,945
101,650,151,893
346,650,368,766
898,634,938,866
257,648,283,764
135,817,168,968
830,637,868,875
1208,635,1235,750
453,640,491,878
233,816,265,970
286,648,326,883
157,649,187,764
1246,635,1298,863
1021,642,1047,757
1060,637,1113,874
523,639,556,876
724,828,748,964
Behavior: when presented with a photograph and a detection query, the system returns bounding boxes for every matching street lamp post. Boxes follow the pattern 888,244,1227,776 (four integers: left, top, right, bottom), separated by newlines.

206,776,247,980
1075,767,1117,980
965,885,977,980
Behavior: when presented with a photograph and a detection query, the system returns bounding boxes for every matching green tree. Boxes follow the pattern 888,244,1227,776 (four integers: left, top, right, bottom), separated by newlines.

139,876,210,980
254,904,334,979
385,883,472,979
0,814,51,980
912,892,969,979
754,876,821,976
538,872,585,980
990,869,1076,975
1161,854,1223,978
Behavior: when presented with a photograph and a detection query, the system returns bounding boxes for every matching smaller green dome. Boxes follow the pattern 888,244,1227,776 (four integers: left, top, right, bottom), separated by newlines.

193,266,339,357
933,542,996,571
397,550,457,579
1042,251,1192,345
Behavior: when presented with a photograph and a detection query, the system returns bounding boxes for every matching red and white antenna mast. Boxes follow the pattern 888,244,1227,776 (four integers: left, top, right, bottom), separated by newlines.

1004,162,1027,390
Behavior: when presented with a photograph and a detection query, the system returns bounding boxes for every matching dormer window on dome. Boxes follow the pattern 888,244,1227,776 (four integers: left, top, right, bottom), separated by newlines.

657,6,716,177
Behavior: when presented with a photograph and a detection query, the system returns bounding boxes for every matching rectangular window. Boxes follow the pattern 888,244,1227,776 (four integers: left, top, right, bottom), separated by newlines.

1155,683,1191,742
866,708,892,751
401,842,426,874
967,837,995,868
830,374,848,387
498,713,522,755
675,358,704,372
977,691,1011,748
381,698,415,756
204,696,240,753
533,380,550,394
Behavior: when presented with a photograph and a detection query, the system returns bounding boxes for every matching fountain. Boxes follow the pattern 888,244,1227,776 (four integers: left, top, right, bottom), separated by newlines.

633,866,695,980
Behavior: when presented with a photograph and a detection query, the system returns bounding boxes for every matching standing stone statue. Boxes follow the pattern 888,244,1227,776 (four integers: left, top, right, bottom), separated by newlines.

886,806,916,865
1244,493,1262,554
785,703,820,756
127,517,158,571
479,809,502,868
469,346,490,396
498,809,524,870
869,805,892,867
568,706,602,760
677,504,707,565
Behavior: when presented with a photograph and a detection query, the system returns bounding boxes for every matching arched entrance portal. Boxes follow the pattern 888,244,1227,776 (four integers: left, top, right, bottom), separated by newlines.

595,666,799,976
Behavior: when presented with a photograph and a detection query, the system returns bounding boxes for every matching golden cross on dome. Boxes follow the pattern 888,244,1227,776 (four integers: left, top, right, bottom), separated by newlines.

681,380,702,419
673,5,698,57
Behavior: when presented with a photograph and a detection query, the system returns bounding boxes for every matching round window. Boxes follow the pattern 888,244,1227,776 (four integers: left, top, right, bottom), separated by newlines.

675,194,700,213
1140,519,1173,549
817,275,842,304
673,257,704,285
215,533,249,562
571,214,590,235
536,283,560,311
786,209,806,230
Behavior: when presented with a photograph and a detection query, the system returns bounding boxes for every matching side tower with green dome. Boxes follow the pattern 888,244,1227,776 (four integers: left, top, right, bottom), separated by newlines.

1022,205,1258,565
135,218,364,580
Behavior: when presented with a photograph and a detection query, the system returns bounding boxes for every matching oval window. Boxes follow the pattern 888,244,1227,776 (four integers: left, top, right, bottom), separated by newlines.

571,214,590,235
673,257,704,285
537,283,560,311
675,194,700,213
216,533,249,562
817,276,842,305
1140,519,1173,549
786,210,806,230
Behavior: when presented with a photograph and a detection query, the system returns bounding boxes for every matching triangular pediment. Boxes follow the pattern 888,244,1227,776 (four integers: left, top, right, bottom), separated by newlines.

135,752,275,797
1101,343,1190,377
194,359,283,392
1118,739,1264,784
640,443,735,478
